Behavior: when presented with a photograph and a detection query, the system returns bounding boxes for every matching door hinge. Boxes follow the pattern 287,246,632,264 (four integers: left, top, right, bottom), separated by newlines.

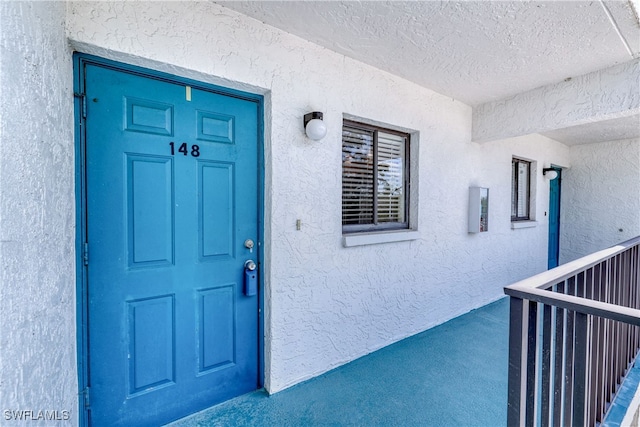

83,242,89,266
82,387,90,409
74,92,87,119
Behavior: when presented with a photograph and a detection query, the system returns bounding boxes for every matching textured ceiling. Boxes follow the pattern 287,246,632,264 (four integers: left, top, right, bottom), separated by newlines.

542,115,640,146
217,1,640,144
217,1,639,106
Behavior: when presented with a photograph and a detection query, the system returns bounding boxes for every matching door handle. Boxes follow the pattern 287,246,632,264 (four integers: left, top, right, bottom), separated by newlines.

244,260,257,296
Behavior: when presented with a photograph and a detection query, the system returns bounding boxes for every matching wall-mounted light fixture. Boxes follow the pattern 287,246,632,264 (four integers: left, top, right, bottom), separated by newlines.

303,111,327,141
543,168,559,180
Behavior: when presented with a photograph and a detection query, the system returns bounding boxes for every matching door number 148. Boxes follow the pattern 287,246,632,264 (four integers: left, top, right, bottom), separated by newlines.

169,142,200,157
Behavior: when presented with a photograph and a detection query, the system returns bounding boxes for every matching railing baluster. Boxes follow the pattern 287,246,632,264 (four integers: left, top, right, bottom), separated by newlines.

507,296,525,427
632,247,636,339
631,249,637,357
614,255,621,391
615,255,623,389
574,273,588,425
605,258,615,403
622,252,631,377
596,312,604,424
553,284,565,427
541,302,552,427
525,300,538,427
592,264,604,424
563,277,576,426
573,311,589,426
584,269,595,426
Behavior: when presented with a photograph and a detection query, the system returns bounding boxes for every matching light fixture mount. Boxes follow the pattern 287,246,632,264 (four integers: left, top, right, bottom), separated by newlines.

304,111,323,127
543,168,559,180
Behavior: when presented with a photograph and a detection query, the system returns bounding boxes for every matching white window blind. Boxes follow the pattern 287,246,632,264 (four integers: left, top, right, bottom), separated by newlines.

342,121,408,232
342,126,374,225
377,132,405,223
511,158,530,220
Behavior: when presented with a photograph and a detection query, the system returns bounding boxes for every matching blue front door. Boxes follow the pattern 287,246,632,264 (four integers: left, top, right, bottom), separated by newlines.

548,168,561,269
83,61,260,425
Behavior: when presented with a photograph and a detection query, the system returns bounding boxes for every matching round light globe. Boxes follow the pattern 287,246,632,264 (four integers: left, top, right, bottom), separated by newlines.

305,119,327,140
545,170,558,180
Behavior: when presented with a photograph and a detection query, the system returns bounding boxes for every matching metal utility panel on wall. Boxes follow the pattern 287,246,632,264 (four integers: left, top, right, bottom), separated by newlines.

469,187,489,233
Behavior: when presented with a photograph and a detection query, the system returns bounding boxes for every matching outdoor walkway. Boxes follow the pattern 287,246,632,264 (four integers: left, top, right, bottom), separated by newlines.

168,298,509,427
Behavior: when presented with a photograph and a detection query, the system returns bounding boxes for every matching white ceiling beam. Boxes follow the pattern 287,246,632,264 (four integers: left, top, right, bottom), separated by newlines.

472,59,640,143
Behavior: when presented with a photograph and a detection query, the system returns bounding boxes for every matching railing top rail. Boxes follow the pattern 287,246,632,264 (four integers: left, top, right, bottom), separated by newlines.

505,235,640,292
505,286,640,326
504,236,640,324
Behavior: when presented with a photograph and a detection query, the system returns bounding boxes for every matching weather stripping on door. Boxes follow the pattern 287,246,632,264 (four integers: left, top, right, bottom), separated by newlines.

244,260,257,296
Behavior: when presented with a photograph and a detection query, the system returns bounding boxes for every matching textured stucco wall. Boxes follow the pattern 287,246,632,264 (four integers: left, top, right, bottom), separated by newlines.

0,2,573,418
64,1,571,393
0,1,77,425
560,138,640,264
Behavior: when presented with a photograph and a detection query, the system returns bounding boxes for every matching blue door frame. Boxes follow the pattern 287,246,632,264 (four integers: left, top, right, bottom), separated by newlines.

74,53,265,426
547,167,562,269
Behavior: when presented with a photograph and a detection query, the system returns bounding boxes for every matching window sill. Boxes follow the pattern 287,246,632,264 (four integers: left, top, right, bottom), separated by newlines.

511,221,538,230
342,230,420,247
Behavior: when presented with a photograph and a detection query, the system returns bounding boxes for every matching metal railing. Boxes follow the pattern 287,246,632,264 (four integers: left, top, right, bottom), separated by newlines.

504,236,640,426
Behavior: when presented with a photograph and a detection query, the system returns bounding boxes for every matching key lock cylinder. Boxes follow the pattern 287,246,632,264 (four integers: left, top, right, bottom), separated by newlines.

244,239,257,296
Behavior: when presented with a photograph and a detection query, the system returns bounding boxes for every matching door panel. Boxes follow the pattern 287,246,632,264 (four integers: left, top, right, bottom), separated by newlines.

198,285,236,373
548,169,561,269
127,155,175,266
84,63,260,426
127,295,175,394
199,161,235,258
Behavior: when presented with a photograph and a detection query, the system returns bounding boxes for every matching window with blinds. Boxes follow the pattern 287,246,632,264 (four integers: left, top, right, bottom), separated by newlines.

511,158,530,221
342,120,409,233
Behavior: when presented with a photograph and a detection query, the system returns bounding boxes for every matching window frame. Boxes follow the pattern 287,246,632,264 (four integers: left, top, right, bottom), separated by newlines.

342,119,410,234
511,157,531,221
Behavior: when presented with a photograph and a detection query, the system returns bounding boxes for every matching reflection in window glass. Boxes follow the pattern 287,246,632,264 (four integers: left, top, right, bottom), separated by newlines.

342,121,409,233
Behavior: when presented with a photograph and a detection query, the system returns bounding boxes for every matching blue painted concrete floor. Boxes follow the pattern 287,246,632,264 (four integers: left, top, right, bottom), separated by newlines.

168,298,509,427
603,357,640,427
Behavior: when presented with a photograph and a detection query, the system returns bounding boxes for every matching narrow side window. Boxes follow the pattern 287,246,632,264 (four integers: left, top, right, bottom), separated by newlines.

511,158,531,221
